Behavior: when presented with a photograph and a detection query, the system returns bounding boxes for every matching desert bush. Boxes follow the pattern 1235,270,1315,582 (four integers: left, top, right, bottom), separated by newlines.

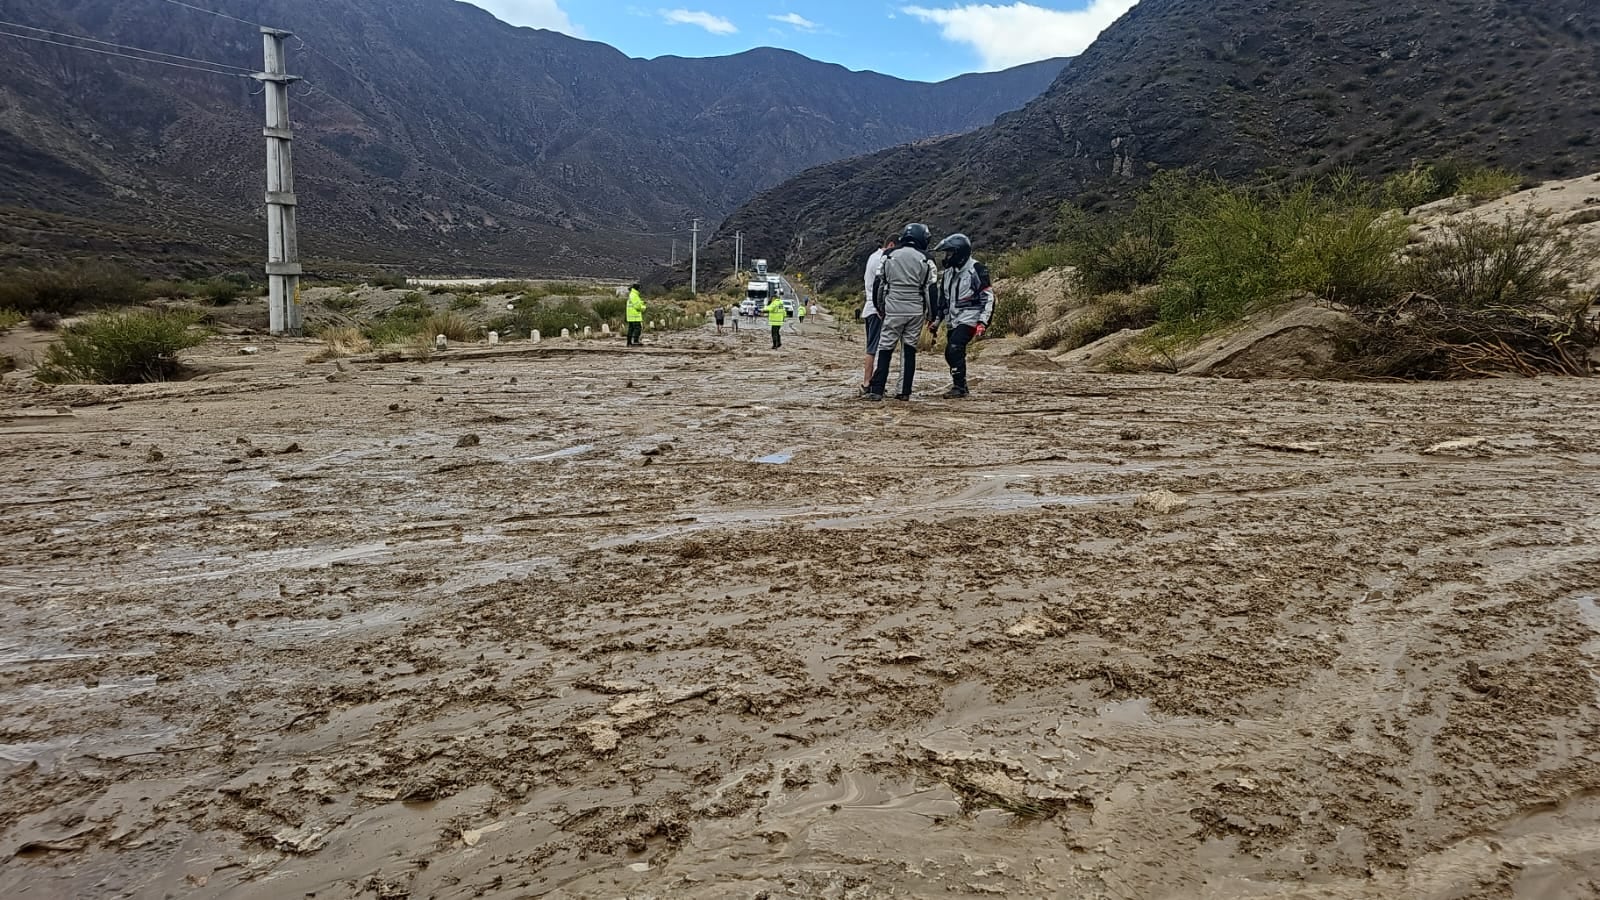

1403,212,1586,310
592,297,627,322
0,263,150,314
1381,163,1441,211
1157,176,1408,331
323,293,362,313
318,326,372,357
369,272,408,290
419,310,477,342
0,353,13,374
996,244,1072,280
990,288,1039,337
29,310,62,331
1056,292,1161,352
1346,296,1597,379
1058,170,1207,294
1456,167,1523,203
35,309,207,384
0,308,21,331
449,293,484,311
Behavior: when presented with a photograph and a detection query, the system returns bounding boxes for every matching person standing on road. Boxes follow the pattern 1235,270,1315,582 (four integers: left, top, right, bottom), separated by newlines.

796,297,806,331
864,224,938,402
930,234,995,399
626,284,646,346
713,305,726,335
764,292,787,349
859,235,895,396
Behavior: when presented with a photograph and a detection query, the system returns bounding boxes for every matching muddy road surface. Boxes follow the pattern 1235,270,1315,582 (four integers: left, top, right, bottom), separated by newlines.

3,320,1600,899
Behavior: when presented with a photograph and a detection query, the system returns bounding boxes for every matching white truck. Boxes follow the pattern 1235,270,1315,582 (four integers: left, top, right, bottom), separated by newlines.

742,280,770,316
753,259,768,278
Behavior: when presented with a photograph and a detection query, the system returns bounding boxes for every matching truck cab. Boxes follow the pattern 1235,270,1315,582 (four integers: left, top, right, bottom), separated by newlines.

742,280,769,316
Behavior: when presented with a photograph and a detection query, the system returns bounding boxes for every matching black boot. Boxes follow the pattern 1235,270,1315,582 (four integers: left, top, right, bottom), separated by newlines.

897,345,917,400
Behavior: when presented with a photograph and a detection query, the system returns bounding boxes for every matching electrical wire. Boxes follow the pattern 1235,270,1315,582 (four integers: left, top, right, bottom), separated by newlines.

0,27,252,77
156,0,267,30
0,18,255,71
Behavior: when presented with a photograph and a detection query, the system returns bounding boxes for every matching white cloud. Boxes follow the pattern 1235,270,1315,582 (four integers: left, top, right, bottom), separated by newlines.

770,12,820,32
906,0,1138,70
660,8,739,35
469,0,584,37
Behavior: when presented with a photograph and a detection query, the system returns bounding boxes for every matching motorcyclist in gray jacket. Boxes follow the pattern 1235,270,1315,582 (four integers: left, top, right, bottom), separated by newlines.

864,223,939,401
930,233,995,399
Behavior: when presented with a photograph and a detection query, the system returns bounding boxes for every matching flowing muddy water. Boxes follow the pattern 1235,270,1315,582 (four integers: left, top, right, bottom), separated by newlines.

3,324,1600,898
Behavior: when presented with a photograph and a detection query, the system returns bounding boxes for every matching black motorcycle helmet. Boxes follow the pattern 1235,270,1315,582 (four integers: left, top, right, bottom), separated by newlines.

934,233,972,270
899,223,931,252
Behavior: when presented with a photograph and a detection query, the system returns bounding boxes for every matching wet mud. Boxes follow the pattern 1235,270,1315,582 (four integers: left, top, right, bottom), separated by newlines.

3,321,1600,898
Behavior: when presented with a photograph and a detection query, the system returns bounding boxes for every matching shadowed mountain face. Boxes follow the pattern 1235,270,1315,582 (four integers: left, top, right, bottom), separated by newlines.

0,0,1065,276
711,0,1600,289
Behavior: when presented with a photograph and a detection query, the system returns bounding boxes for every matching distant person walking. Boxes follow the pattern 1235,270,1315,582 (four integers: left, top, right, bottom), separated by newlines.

864,223,938,401
764,293,787,349
626,284,646,346
713,305,726,335
796,297,806,331
931,233,995,399
859,235,894,396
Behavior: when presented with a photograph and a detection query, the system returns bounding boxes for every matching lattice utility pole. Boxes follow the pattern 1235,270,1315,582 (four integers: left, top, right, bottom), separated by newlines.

258,28,303,336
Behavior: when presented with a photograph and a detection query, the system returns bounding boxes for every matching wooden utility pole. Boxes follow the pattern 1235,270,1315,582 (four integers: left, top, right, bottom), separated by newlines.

258,28,303,336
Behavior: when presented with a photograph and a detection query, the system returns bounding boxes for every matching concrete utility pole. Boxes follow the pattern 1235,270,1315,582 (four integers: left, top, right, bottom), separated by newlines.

671,239,677,266
690,217,700,296
735,231,742,276
258,28,303,336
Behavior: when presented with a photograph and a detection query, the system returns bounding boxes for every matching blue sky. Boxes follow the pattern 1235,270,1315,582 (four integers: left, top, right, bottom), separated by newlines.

465,1,1139,81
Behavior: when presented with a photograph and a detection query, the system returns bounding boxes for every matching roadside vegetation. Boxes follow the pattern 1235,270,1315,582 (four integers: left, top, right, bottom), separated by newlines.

35,309,207,384
1004,162,1594,378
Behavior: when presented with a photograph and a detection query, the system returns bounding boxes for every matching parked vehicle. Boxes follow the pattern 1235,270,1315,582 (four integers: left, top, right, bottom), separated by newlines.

744,280,769,316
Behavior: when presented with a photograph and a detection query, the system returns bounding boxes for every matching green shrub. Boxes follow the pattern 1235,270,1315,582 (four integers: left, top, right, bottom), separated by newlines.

369,272,408,290
0,263,150,314
996,244,1072,280
491,297,601,338
592,297,627,321
35,309,207,384
1403,212,1586,310
1157,176,1408,330
1055,171,1212,295
1382,163,1441,211
449,293,484,311
1457,167,1522,203
29,310,62,331
991,288,1039,337
0,308,21,332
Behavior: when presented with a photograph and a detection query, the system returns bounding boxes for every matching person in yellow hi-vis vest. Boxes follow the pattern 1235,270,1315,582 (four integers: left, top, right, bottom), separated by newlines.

626,284,646,346
764,294,786,349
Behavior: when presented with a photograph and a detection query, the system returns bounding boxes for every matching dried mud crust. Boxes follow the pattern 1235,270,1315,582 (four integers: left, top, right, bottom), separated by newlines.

2,329,1600,899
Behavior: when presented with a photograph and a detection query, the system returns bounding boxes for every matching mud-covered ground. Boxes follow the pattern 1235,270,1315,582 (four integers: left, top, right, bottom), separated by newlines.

3,317,1600,899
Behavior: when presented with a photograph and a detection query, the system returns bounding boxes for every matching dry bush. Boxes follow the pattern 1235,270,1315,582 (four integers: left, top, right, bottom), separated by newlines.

35,309,207,384
319,326,372,357
419,311,476,342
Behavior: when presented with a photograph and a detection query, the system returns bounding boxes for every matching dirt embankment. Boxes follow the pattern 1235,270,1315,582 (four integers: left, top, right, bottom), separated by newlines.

2,320,1600,898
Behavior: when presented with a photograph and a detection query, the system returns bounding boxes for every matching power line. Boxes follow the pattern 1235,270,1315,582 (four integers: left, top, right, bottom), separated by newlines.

156,0,266,30
0,27,251,77
0,18,254,72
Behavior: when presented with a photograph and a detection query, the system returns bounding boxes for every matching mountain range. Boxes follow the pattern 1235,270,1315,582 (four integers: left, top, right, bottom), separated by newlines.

709,0,1600,288
0,0,1065,277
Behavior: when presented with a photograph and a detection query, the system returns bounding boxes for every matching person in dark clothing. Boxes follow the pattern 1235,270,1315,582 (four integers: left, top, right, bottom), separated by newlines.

930,234,995,399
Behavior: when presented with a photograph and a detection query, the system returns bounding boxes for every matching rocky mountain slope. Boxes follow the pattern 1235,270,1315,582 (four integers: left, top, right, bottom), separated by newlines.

0,0,1065,276
714,0,1600,287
